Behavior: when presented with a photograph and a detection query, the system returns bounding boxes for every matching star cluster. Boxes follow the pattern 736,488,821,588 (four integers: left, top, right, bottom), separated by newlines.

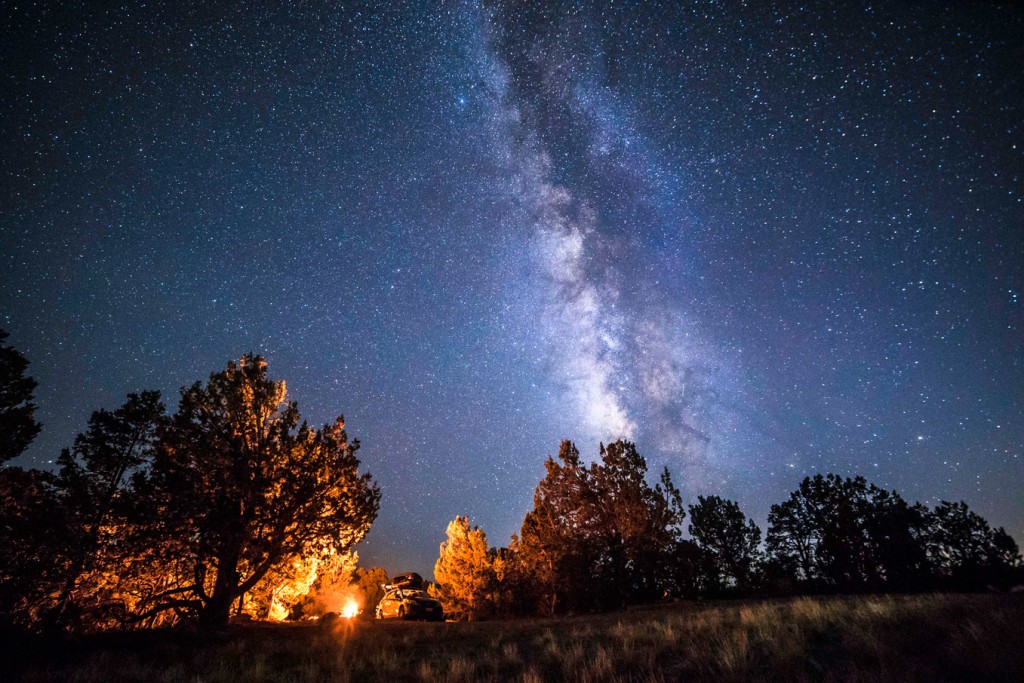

2,1,1021,574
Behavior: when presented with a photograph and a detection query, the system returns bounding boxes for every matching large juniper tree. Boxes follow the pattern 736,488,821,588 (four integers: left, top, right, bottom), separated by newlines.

145,355,380,627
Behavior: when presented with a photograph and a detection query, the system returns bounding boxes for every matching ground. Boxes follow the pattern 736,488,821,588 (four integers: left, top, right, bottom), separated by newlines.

7,594,1024,682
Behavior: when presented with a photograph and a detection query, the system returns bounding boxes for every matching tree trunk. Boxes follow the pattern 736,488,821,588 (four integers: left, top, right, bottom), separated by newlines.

199,592,235,628
199,541,242,628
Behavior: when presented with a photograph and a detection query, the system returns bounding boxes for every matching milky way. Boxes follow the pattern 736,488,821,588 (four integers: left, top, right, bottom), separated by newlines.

2,1,1022,575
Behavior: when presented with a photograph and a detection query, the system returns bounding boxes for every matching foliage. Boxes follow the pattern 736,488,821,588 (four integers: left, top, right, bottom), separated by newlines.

0,467,70,629
0,354,380,631
766,474,930,592
587,441,686,606
431,516,501,620
2,341,1021,633
147,355,380,626
50,391,167,629
924,500,1023,590
0,329,41,465
0,334,61,629
244,548,358,620
512,440,685,615
352,566,389,616
687,495,762,593
514,440,598,616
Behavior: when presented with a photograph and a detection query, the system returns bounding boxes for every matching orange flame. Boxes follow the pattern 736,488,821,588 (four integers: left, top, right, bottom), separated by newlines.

341,598,359,619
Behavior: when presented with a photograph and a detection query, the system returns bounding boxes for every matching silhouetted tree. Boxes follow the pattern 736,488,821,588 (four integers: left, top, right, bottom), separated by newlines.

766,494,817,585
0,467,70,629
688,495,762,593
767,474,930,592
515,441,596,615
145,355,380,627
925,501,1022,590
0,332,57,629
0,329,41,464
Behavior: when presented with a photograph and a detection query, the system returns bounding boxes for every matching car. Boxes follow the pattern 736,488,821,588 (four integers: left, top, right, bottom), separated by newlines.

375,587,444,621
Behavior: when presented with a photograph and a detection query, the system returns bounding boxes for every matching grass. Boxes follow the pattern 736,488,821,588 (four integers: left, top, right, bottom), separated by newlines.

7,594,1024,682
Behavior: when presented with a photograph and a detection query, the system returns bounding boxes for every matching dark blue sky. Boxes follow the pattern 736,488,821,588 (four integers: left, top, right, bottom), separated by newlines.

2,1,1022,577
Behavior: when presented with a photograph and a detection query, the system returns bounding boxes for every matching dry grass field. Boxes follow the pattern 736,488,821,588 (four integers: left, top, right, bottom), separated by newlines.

8,594,1024,682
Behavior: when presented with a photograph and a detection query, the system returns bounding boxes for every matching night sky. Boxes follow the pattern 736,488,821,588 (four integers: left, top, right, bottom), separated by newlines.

2,1,1022,577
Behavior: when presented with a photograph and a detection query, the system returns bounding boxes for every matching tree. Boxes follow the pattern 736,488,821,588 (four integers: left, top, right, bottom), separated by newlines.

0,331,58,629
688,495,761,593
352,566,389,617
50,391,167,628
587,441,685,607
766,474,928,592
766,492,819,586
145,355,380,627
515,440,686,614
431,516,499,620
515,440,597,615
0,467,70,629
925,501,1022,590
0,329,41,464
246,548,358,620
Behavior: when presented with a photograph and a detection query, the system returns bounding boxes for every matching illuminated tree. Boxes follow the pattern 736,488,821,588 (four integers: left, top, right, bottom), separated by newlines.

587,441,686,607
244,548,358,620
50,391,167,628
353,566,389,615
515,440,686,614
147,355,380,627
515,441,595,615
688,495,761,593
0,329,41,464
431,516,499,620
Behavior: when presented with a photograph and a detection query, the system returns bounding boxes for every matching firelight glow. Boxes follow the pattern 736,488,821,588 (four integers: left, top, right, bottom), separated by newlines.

342,599,359,619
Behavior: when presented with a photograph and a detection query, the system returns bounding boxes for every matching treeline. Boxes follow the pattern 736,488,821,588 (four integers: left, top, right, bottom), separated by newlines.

430,440,1023,620
1,329,1020,630
0,331,379,632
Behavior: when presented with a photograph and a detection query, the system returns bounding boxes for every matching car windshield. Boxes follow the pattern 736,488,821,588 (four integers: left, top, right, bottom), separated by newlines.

402,590,431,599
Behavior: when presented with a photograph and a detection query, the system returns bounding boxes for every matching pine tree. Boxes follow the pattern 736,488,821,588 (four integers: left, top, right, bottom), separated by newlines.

688,495,762,593
515,441,594,615
431,516,498,620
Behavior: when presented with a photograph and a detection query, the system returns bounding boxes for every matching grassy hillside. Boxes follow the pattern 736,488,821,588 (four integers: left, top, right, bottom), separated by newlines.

9,594,1024,682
